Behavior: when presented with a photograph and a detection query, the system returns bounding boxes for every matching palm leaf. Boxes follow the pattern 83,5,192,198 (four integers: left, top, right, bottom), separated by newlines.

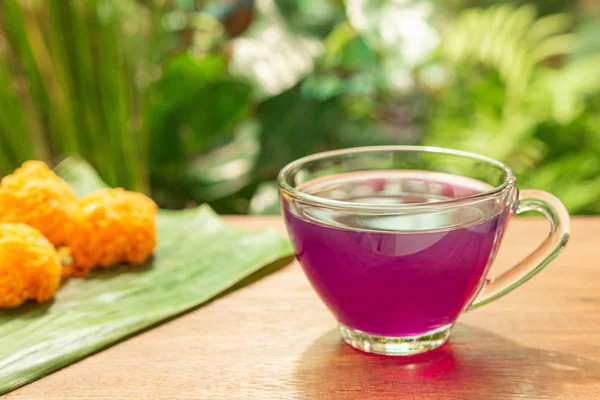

0,157,292,395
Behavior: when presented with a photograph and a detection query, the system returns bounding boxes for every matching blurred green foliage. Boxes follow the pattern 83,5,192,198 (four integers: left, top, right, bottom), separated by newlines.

0,0,598,214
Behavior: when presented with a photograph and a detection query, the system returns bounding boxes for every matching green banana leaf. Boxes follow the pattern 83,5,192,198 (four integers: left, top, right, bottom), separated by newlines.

0,158,293,395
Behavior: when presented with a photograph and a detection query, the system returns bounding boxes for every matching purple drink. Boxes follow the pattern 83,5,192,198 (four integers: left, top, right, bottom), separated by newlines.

283,171,510,337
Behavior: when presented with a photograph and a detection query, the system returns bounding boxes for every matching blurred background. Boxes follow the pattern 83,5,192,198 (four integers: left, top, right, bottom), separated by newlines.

0,0,598,214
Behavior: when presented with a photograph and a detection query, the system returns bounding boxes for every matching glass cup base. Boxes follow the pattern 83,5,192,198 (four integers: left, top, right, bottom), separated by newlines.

339,323,453,356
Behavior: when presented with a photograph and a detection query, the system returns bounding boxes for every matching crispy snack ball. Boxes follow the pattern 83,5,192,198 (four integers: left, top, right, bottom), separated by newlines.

0,223,62,308
0,161,76,246
66,188,158,276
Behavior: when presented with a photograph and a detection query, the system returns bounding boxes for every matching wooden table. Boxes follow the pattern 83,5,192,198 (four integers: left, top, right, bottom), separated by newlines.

6,217,600,399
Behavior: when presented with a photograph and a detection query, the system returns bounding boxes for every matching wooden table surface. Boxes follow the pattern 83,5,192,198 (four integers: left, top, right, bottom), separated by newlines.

5,217,600,399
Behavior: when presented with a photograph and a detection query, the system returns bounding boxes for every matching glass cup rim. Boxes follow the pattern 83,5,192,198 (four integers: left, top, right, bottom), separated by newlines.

277,145,516,212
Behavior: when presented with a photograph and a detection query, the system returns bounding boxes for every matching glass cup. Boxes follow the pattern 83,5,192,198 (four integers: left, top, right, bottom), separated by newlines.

278,146,569,356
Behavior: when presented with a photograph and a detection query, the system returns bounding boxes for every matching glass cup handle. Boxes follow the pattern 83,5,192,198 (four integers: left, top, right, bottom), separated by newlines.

467,189,570,310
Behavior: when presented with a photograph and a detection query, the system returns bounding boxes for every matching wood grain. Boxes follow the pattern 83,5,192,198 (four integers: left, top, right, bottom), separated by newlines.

5,217,600,400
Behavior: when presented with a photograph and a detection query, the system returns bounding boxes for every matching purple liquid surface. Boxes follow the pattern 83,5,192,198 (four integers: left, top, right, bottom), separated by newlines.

283,171,509,337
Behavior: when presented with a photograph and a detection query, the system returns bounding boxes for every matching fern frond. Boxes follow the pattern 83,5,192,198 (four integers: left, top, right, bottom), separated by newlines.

532,56,600,124
526,13,573,44
441,5,575,99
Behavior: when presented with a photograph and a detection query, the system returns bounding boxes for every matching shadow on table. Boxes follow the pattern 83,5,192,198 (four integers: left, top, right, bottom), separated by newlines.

295,324,600,399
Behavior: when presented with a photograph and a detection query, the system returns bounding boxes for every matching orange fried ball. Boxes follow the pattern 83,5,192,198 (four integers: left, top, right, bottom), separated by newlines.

65,188,158,276
0,223,62,308
0,161,76,246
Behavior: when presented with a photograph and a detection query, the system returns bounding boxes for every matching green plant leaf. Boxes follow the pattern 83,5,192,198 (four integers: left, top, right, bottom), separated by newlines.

440,5,574,100
249,181,281,215
345,0,439,67
535,56,600,125
572,17,600,61
254,86,342,178
275,0,344,38
228,0,323,99
54,156,109,197
179,119,260,205
148,54,251,166
147,54,253,205
0,157,292,395
521,152,600,214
